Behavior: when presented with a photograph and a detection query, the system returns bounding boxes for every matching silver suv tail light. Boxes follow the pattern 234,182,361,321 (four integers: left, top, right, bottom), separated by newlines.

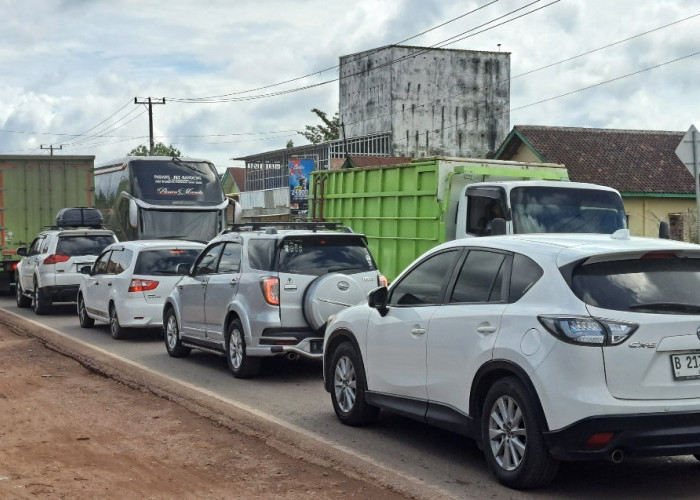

260,277,280,305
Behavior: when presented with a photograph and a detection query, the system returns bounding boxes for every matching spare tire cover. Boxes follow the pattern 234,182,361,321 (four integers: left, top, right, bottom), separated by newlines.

303,273,366,331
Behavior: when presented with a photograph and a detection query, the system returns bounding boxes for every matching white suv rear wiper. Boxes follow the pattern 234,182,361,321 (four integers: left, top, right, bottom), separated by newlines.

628,302,700,313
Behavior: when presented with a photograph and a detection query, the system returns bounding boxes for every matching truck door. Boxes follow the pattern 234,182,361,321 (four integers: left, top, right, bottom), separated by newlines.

462,186,508,237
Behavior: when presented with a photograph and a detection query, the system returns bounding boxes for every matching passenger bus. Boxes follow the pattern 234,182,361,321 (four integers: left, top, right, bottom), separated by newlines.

94,156,228,242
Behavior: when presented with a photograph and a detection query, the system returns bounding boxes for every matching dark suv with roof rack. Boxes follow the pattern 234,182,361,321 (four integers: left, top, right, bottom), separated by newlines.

162,222,386,378
15,208,118,315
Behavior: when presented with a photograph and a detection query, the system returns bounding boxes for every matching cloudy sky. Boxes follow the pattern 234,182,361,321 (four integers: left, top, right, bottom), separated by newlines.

1,0,698,170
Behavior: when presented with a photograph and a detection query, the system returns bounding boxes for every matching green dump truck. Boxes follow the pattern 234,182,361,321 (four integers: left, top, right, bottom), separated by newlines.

0,155,96,292
310,157,627,281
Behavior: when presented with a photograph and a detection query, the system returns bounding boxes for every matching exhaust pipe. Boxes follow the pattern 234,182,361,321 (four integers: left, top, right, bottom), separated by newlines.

286,352,299,361
610,449,624,463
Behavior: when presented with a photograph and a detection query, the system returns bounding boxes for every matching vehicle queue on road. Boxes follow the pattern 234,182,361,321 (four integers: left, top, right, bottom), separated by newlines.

13,204,700,490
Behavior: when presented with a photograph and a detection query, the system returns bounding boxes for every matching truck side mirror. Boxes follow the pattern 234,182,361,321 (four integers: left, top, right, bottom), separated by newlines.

128,199,138,229
658,221,670,239
490,217,507,236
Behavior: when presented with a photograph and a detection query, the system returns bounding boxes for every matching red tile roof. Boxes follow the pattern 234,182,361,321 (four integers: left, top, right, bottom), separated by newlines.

345,155,412,168
226,167,246,192
496,126,693,195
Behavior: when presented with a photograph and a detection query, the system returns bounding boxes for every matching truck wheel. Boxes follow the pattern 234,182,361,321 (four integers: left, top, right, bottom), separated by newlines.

481,377,559,489
16,280,31,308
33,281,50,315
164,308,190,358
109,304,124,340
225,319,260,379
330,341,379,426
77,294,94,328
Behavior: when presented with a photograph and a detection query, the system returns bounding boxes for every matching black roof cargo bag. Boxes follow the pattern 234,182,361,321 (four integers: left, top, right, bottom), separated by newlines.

55,207,104,228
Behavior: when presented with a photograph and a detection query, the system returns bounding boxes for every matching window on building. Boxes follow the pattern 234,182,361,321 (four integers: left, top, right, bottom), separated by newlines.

669,213,683,241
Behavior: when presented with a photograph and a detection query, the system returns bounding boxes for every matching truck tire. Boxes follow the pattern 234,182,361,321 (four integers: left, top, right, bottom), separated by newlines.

16,280,31,308
303,273,365,331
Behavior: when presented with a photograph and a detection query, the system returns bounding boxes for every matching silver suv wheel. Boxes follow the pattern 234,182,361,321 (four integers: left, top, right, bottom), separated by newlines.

228,326,244,370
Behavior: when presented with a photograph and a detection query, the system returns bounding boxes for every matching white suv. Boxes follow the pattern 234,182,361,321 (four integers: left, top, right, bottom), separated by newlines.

323,231,700,489
16,209,117,315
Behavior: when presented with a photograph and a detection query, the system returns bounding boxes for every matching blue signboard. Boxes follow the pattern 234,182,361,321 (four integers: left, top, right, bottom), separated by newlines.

289,158,314,203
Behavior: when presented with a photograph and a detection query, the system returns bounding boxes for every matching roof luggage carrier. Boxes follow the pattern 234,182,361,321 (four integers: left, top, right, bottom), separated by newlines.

52,207,105,229
224,222,354,234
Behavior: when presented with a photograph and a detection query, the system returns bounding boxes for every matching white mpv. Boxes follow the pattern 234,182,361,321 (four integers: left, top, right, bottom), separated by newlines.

78,240,204,339
323,231,700,489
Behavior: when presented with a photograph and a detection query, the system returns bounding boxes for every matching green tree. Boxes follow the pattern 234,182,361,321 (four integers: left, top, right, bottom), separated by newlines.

128,142,182,157
286,139,294,148
298,108,340,144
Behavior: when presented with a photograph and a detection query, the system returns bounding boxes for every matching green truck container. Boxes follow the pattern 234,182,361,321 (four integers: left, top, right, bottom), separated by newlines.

310,157,627,281
0,155,96,292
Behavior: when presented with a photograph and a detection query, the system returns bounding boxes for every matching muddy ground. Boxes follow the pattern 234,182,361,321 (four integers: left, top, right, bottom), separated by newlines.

0,313,429,499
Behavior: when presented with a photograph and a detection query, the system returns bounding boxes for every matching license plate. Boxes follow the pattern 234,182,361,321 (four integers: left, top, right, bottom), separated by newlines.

671,352,700,380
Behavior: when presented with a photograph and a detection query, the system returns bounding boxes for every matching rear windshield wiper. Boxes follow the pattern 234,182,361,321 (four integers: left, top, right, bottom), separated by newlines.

327,265,364,274
628,302,700,314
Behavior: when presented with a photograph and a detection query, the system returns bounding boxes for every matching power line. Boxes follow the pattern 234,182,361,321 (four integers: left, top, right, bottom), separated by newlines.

167,1,559,104
164,0,501,102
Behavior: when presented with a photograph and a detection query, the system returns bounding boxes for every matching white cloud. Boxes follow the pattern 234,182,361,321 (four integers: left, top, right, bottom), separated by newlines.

0,0,698,168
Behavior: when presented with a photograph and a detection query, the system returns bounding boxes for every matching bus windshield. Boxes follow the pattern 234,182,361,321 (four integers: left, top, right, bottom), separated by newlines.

511,186,627,234
131,159,225,206
140,210,222,241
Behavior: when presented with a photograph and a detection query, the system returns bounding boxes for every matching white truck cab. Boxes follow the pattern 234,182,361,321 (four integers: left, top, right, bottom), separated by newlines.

451,180,627,239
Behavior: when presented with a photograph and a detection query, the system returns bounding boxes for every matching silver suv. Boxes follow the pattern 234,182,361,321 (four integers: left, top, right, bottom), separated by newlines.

16,208,118,315
163,223,385,378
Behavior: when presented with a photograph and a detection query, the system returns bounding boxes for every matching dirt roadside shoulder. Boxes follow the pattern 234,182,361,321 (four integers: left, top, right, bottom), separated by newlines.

0,310,455,499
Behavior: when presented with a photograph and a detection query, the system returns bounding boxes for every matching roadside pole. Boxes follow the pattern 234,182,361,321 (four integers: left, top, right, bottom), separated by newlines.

675,125,700,240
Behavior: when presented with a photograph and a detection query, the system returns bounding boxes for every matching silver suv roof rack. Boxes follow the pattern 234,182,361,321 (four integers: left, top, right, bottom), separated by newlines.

225,222,354,234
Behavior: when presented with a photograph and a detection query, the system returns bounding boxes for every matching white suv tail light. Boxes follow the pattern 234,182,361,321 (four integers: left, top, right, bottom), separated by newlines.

538,315,638,346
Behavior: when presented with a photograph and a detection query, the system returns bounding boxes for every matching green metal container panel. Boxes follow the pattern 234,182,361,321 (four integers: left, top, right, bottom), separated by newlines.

0,155,95,256
311,157,570,282
312,159,445,281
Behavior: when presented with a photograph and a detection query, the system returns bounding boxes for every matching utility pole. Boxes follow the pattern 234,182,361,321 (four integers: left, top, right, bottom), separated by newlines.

40,145,62,155
134,97,166,155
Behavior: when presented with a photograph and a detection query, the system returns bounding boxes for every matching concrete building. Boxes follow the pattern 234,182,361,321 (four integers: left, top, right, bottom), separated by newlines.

340,45,510,159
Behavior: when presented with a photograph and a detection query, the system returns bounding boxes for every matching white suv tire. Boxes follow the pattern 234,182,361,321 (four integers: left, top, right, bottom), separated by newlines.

481,377,559,489
329,341,379,426
16,279,31,308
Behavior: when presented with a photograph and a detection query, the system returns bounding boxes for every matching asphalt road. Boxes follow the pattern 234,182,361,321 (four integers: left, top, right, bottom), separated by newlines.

3,296,700,499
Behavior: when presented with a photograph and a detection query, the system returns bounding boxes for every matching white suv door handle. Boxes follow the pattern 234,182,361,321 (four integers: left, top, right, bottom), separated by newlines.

410,327,426,335
477,324,497,334
229,278,238,286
